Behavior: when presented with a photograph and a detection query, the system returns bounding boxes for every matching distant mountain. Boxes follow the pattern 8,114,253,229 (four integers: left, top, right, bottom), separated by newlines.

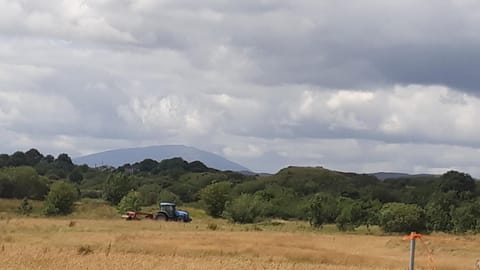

73,145,249,172
370,172,438,180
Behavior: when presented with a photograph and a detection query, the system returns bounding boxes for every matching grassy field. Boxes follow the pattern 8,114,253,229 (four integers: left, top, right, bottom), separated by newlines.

0,199,479,270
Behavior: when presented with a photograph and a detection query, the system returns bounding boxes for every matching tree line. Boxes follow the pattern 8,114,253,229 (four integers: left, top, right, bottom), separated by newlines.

1,149,479,234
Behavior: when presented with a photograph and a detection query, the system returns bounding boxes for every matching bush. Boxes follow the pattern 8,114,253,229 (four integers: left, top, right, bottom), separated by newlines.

450,201,480,233
137,184,161,206
207,223,218,231
335,199,364,231
43,181,78,216
0,166,48,199
254,185,308,219
379,203,425,233
424,192,455,232
69,168,84,184
18,197,33,215
224,194,264,223
103,173,132,205
80,190,102,199
117,191,141,214
308,193,339,228
158,189,181,205
199,181,231,217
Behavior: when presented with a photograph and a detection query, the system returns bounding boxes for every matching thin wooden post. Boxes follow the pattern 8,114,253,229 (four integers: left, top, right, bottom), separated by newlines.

409,232,416,270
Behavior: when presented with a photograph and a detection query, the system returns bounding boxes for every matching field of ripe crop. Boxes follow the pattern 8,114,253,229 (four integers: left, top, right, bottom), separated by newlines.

1,216,479,270
0,199,479,270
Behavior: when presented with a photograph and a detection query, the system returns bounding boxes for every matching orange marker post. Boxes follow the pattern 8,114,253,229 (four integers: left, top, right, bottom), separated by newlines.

403,232,423,270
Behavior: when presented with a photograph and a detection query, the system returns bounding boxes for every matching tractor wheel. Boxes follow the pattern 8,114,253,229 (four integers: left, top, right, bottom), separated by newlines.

156,213,167,221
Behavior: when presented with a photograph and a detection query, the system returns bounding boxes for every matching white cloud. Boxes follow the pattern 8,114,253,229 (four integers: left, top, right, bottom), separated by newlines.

223,144,264,158
326,91,374,109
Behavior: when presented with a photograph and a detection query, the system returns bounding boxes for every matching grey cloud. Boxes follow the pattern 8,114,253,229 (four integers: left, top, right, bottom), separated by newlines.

1,0,480,177
4,1,479,92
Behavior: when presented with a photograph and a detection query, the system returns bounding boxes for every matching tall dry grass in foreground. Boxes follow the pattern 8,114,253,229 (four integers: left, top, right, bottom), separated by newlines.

0,217,479,270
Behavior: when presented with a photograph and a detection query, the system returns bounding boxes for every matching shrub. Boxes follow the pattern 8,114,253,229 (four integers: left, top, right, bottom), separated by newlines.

450,201,480,233
158,189,181,204
80,190,102,199
308,193,339,228
379,203,425,233
224,194,264,223
18,197,33,215
102,173,132,205
43,181,78,216
0,166,48,199
335,199,364,231
117,191,141,214
199,181,231,217
68,168,84,184
424,192,455,232
207,223,218,231
137,184,161,206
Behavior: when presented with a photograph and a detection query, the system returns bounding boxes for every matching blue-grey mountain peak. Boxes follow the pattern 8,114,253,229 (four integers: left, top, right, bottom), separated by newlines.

73,145,249,172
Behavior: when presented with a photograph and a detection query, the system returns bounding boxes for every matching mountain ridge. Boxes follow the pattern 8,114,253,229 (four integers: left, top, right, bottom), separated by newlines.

73,145,249,172
369,172,439,180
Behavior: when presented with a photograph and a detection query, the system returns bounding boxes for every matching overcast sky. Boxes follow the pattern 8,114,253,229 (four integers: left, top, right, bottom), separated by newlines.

1,0,480,176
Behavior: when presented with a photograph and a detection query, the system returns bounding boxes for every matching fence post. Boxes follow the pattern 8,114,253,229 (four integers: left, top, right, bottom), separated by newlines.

409,232,416,270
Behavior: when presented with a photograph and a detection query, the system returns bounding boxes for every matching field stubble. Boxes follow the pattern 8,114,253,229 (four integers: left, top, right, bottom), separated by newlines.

0,199,478,270
0,217,478,270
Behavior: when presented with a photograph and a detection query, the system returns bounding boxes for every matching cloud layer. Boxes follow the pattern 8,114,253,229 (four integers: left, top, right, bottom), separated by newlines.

1,0,480,176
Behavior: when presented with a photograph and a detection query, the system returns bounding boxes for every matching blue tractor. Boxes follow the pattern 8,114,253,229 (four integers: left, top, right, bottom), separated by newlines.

155,202,192,222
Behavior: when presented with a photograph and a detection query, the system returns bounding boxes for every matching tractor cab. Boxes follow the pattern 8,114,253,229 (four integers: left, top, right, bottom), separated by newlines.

160,202,176,217
156,202,192,222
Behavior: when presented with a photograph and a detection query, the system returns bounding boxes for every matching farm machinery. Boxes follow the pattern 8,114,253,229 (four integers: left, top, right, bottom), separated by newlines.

122,202,192,222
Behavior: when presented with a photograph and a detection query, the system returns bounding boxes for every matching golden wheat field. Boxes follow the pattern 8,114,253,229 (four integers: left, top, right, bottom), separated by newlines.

0,201,479,270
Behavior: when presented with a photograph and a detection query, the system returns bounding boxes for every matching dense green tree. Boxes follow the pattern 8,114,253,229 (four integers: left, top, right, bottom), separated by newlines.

362,200,382,227
69,168,84,184
0,173,12,197
43,155,55,163
0,154,10,168
158,189,181,204
309,193,339,228
0,166,48,199
55,153,74,172
102,173,132,205
157,157,188,172
139,159,158,172
439,171,476,194
9,151,26,166
335,198,365,231
25,149,43,166
34,160,51,176
379,203,425,233
137,184,161,206
309,194,326,228
233,179,266,195
256,185,306,219
199,181,231,217
43,181,78,215
169,182,197,202
424,192,456,232
187,161,210,172
117,191,141,214
450,201,480,233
